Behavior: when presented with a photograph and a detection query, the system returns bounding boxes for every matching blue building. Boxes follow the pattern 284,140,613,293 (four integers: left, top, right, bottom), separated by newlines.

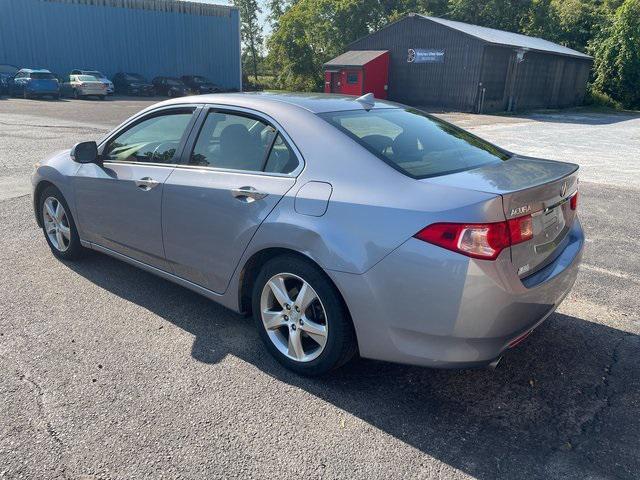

0,0,242,90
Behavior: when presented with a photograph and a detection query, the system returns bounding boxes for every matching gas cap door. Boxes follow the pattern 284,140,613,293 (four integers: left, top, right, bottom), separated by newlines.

294,181,333,217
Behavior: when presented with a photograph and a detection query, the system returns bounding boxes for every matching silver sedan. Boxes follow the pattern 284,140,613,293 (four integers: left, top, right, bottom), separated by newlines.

31,93,584,375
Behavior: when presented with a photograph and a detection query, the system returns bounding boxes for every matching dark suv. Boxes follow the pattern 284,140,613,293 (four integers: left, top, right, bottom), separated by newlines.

152,77,189,97
181,75,221,94
112,72,154,96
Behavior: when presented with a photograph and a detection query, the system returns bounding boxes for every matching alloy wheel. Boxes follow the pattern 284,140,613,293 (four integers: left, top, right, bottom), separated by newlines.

260,273,328,362
42,196,71,252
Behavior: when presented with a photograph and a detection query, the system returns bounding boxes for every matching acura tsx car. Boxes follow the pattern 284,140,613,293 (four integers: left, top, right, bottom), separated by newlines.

31,92,584,375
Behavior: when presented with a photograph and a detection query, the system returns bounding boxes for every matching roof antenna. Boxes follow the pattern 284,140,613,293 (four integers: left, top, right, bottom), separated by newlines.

355,92,375,110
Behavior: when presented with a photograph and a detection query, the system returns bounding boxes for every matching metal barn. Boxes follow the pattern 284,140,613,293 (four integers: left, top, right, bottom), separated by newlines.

346,14,593,112
0,0,241,90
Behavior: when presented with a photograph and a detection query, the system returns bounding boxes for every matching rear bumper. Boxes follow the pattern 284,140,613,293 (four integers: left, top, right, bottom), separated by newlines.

78,88,106,96
328,218,585,368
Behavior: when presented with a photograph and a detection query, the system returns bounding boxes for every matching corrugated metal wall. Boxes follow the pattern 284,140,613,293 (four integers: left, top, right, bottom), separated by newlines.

0,0,241,89
513,53,591,110
349,16,484,111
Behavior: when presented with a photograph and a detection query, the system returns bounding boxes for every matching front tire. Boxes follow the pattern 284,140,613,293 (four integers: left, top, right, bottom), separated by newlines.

252,255,357,375
38,185,85,261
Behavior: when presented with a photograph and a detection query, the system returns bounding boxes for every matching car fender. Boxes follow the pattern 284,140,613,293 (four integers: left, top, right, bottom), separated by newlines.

32,149,80,228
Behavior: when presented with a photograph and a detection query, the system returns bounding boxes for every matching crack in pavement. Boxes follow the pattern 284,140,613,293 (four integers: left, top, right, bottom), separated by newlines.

567,334,630,453
17,372,70,479
0,120,107,132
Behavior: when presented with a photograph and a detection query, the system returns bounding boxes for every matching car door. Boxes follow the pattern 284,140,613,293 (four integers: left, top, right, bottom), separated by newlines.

73,106,200,270
162,107,302,293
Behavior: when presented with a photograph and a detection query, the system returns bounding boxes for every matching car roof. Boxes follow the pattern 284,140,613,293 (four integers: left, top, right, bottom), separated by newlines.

19,68,52,74
153,92,400,114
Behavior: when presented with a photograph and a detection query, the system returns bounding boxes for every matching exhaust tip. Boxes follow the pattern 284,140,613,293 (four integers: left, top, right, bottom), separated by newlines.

488,356,502,370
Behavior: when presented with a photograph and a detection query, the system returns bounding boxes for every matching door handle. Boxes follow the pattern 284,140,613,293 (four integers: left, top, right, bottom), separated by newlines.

135,177,160,191
231,186,268,203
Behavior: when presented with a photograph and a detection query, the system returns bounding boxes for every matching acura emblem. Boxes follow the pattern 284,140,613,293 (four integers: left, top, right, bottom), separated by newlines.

561,181,568,197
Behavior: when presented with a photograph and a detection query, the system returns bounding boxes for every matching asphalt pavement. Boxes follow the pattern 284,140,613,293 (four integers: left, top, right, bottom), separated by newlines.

0,96,638,479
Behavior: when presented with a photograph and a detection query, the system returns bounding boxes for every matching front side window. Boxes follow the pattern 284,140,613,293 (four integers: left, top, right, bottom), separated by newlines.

190,111,278,171
319,108,510,179
104,110,194,164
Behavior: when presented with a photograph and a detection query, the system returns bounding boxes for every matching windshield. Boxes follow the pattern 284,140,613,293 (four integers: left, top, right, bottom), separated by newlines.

319,108,510,179
77,75,98,82
125,74,145,82
31,72,55,80
166,78,184,86
192,76,211,84
85,71,104,78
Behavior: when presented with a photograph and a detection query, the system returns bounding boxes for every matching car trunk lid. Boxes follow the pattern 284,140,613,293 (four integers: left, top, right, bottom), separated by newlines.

423,155,579,276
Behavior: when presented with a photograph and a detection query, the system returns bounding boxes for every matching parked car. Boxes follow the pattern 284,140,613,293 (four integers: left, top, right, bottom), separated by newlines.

62,74,107,100
152,76,189,97
31,93,584,375
112,72,154,96
180,75,221,94
0,64,18,96
11,68,60,99
71,69,114,94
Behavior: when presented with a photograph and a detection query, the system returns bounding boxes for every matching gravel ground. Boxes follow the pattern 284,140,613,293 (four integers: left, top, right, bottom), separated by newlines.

0,97,639,479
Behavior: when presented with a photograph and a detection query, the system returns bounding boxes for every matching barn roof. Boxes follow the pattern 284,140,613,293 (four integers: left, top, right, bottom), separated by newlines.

324,50,388,68
418,15,592,60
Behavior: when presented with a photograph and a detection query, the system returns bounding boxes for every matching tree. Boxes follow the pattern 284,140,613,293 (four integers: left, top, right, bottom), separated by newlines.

234,0,263,82
591,0,640,108
267,0,378,91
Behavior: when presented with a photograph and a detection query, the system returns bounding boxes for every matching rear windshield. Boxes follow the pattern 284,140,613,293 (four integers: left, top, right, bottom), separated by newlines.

77,75,98,81
31,72,55,80
85,71,104,78
125,74,145,81
319,108,510,179
166,78,184,86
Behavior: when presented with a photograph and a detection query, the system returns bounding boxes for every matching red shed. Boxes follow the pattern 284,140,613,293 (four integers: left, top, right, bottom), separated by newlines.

323,50,389,99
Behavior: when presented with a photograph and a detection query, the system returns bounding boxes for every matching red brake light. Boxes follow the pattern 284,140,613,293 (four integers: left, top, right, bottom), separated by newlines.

414,214,533,261
570,191,578,210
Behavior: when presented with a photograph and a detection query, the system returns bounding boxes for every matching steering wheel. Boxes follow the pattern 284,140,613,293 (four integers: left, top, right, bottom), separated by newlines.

151,141,179,163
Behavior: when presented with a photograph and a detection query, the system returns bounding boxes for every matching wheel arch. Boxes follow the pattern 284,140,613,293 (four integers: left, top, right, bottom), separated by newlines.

33,180,56,228
237,248,356,339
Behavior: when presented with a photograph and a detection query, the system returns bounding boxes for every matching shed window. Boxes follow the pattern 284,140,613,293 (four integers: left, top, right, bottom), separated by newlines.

346,73,358,84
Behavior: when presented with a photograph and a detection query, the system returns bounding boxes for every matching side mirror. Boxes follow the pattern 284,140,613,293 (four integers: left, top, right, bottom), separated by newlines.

70,141,99,164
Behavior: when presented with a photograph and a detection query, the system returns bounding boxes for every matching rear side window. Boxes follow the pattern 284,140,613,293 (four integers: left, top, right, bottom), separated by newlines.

319,108,510,179
189,111,298,174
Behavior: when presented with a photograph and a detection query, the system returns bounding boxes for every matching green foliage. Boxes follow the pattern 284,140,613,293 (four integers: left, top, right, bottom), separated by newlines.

584,84,623,109
267,0,377,91
234,0,263,81
591,0,640,108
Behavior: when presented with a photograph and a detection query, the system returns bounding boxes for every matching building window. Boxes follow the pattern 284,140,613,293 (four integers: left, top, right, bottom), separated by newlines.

346,73,358,84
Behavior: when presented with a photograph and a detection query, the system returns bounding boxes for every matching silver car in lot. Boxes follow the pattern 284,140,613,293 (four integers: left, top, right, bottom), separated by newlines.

31,93,584,375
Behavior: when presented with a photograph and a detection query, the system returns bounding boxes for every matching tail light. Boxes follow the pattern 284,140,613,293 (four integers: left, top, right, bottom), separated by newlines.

570,191,578,210
414,214,533,260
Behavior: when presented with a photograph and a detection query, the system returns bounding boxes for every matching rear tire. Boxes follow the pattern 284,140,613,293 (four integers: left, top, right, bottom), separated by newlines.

252,255,357,376
73,89,80,100
38,185,86,261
